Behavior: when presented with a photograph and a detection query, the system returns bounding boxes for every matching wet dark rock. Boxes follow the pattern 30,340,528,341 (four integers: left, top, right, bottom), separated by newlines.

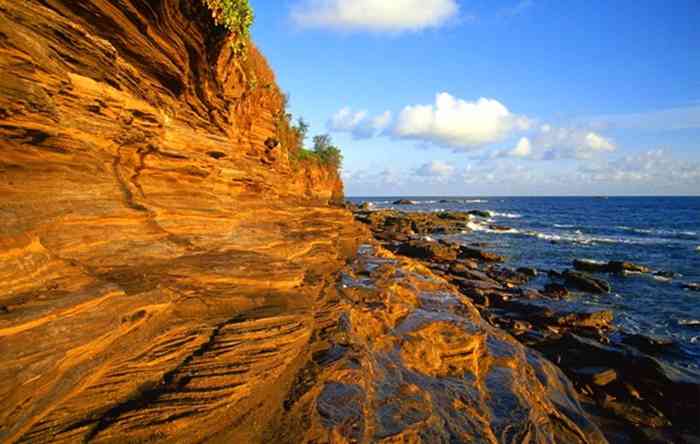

574,367,618,386
602,400,671,428
487,268,529,288
544,283,569,298
555,310,614,329
453,277,503,293
394,240,458,262
548,270,564,278
354,209,472,237
358,202,372,211
573,259,650,274
467,210,491,218
519,288,544,300
682,283,700,292
436,211,470,221
608,261,650,274
458,246,504,263
654,271,677,279
620,334,679,356
316,382,365,441
572,259,610,273
448,260,479,275
517,267,539,277
392,199,415,205
564,270,611,294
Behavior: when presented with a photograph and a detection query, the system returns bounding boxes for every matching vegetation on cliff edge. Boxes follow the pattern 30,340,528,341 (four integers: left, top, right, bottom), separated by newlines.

202,0,253,43
275,99,344,172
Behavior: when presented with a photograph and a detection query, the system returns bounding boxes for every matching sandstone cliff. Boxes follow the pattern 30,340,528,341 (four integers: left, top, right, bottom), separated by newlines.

1,1,607,443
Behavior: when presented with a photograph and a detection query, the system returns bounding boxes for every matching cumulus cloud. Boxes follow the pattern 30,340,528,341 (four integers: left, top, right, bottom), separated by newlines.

536,126,616,159
415,160,455,178
492,127,615,160
291,0,459,32
328,108,392,139
509,137,532,158
329,107,366,132
393,93,531,150
577,149,700,187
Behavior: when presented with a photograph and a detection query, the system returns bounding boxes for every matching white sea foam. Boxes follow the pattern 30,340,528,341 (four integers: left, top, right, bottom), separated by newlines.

618,226,698,239
554,224,575,228
464,199,488,203
522,229,671,246
490,211,522,219
679,319,700,326
467,221,520,234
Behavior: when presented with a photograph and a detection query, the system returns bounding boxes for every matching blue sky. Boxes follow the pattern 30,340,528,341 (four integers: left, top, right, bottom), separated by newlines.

249,0,700,196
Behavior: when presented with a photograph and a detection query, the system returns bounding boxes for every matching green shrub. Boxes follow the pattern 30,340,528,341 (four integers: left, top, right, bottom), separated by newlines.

312,134,343,169
202,0,254,41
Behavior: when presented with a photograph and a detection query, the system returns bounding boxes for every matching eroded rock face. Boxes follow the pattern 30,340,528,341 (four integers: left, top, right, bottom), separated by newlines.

0,0,349,442
274,245,607,443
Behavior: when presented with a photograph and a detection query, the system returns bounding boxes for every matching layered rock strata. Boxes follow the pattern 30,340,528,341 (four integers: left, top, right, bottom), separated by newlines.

0,1,632,443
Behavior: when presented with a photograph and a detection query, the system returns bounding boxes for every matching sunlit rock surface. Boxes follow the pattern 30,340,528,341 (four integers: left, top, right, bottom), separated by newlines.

1,1,606,443
277,245,607,443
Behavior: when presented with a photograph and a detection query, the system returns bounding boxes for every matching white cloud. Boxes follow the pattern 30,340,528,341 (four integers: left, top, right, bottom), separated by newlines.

585,132,615,152
415,160,455,177
393,93,531,150
510,137,532,158
328,108,392,139
291,0,459,32
535,126,616,160
577,149,700,187
329,107,367,132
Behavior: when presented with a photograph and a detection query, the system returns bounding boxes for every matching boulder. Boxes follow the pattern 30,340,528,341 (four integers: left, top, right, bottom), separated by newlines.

392,199,415,205
458,246,504,263
357,202,373,211
436,211,470,221
607,261,651,274
489,268,529,286
683,283,700,292
394,241,458,262
555,310,614,329
564,270,611,294
544,283,569,298
573,259,650,274
573,259,610,273
467,210,491,218
573,367,618,386
517,267,539,278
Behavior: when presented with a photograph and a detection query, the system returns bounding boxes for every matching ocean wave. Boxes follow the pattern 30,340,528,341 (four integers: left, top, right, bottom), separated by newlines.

618,226,698,239
490,211,522,219
521,229,676,246
554,224,576,228
467,221,520,234
464,199,488,203
679,319,700,327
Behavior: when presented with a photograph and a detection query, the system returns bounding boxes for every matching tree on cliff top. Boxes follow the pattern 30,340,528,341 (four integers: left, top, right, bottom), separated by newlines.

202,0,254,42
312,134,343,170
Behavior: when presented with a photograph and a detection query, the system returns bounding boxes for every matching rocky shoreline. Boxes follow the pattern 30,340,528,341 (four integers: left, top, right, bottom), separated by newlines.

352,205,700,443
